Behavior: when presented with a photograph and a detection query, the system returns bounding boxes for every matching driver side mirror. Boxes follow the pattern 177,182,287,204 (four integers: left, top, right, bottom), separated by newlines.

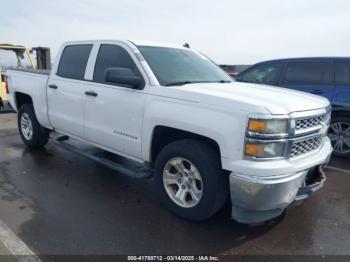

104,68,143,89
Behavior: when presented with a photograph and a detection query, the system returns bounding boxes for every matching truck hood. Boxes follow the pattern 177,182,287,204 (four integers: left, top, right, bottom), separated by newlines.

159,82,330,115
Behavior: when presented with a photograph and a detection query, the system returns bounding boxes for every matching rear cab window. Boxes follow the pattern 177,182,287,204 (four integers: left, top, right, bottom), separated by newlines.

57,44,93,80
282,60,332,85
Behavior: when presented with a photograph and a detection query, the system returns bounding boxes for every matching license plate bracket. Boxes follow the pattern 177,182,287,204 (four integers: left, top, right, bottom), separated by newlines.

294,166,326,203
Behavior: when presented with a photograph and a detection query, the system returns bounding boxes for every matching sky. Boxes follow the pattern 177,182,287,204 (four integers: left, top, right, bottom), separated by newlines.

1,0,350,64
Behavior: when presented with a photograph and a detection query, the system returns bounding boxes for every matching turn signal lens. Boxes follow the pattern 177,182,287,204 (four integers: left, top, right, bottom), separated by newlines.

248,119,267,133
248,118,288,134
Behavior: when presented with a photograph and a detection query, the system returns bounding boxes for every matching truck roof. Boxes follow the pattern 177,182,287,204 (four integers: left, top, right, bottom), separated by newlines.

63,40,188,49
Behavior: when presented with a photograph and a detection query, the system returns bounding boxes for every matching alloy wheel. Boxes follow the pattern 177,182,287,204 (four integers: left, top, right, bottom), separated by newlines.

162,157,203,208
20,113,33,141
328,121,350,155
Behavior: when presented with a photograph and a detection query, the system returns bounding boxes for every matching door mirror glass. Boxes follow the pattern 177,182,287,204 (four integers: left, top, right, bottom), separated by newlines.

105,68,142,89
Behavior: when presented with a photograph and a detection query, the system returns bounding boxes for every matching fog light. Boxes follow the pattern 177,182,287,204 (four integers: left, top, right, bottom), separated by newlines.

245,141,285,158
245,144,264,155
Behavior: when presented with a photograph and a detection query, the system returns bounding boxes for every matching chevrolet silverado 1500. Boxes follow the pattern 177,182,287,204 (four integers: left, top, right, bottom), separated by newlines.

4,40,332,223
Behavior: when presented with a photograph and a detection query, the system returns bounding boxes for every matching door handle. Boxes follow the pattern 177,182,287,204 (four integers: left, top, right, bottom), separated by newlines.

85,91,98,97
48,84,58,89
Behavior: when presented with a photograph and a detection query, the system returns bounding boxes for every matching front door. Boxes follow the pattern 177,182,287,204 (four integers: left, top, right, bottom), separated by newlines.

237,62,283,86
83,43,146,159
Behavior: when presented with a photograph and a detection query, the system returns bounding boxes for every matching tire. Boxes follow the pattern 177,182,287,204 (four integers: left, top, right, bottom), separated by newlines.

18,104,50,148
328,116,350,157
154,139,228,221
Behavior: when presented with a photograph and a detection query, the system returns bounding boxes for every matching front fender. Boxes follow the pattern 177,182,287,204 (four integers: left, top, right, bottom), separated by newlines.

141,97,247,168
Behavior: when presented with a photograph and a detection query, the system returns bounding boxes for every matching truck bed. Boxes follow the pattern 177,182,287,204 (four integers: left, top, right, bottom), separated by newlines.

5,68,50,75
5,68,50,126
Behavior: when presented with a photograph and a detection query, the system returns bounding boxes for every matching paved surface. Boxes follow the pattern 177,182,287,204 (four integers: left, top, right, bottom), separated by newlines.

0,113,16,131
0,102,14,115
0,113,349,257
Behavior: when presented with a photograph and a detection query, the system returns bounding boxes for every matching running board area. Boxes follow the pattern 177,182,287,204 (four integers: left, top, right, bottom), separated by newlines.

53,135,153,179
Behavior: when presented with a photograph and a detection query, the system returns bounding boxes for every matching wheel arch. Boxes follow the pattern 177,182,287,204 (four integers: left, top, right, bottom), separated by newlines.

14,92,33,109
149,125,222,166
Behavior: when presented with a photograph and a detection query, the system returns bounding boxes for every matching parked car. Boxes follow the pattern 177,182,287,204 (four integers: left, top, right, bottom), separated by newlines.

235,57,350,157
5,40,332,223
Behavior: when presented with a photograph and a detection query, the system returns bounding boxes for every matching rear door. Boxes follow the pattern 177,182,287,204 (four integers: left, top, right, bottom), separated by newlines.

279,60,334,101
334,60,350,108
47,44,92,137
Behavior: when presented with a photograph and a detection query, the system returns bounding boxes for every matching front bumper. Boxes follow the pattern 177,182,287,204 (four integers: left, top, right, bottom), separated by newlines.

229,143,331,224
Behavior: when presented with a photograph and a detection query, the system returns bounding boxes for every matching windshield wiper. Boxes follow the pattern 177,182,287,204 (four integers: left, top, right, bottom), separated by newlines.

216,80,231,83
164,80,231,86
164,81,202,86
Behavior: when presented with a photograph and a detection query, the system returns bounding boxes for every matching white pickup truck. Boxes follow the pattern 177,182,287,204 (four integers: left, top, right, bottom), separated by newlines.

5,40,332,223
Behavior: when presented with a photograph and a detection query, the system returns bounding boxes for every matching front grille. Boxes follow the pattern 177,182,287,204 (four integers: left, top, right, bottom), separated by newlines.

290,136,322,158
295,114,327,130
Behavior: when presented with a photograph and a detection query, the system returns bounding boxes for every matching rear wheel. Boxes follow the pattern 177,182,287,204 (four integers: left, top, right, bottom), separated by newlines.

18,104,50,148
154,139,228,221
328,116,350,157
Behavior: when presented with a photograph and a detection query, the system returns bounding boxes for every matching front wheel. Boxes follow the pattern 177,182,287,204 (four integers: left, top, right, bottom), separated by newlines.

328,116,350,157
18,104,50,148
154,139,228,221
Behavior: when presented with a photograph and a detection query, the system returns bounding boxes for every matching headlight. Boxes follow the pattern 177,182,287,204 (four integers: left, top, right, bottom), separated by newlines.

248,118,288,135
245,141,285,158
245,116,289,159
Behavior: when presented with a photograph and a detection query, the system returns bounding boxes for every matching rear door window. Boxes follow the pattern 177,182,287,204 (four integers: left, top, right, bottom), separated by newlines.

283,61,332,85
240,62,282,85
335,61,350,85
57,45,93,80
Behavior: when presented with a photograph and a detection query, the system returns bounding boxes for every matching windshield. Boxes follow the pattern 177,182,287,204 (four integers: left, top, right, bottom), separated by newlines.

137,46,232,86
